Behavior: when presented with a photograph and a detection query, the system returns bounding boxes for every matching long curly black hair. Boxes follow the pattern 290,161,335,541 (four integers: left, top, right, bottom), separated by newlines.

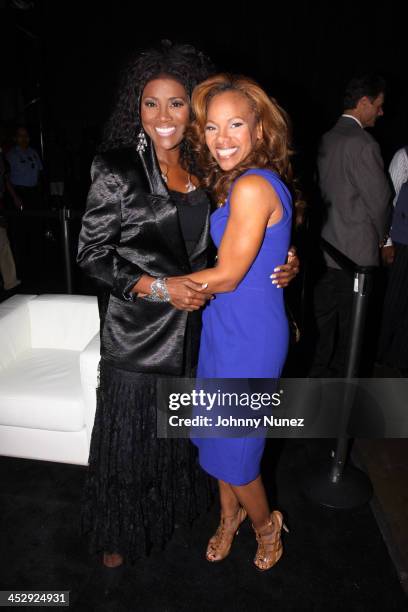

99,40,214,175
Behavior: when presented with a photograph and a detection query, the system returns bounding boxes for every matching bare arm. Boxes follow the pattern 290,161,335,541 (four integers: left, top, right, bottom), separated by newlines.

182,174,283,292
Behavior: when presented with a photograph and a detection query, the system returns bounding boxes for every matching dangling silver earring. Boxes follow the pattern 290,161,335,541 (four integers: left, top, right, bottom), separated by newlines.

136,128,148,153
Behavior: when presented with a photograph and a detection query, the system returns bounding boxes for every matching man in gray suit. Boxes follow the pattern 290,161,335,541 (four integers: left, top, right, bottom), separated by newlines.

311,75,391,376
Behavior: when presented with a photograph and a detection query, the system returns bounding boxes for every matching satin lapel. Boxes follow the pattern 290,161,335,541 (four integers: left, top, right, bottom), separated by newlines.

135,141,191,271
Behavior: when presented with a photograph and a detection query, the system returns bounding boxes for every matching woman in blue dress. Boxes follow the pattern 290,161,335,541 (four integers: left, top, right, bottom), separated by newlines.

179,74,302,571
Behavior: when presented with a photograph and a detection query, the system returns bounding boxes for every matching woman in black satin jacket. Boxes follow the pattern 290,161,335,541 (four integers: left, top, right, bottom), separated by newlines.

77,41,299,568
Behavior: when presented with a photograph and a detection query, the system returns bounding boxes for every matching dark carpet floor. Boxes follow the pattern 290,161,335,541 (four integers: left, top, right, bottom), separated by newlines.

0,440,406,612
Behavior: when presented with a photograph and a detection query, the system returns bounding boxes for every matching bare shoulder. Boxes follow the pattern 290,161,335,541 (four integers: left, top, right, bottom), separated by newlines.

230,172,280,209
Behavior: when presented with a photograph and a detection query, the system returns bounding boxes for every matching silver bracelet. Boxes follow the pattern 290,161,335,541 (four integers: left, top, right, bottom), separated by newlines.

143,277,170,302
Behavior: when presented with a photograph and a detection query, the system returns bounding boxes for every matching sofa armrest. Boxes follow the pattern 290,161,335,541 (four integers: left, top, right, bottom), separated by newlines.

29,294,100,351
0,294,37,317
79,331,101,444
0,299,32,371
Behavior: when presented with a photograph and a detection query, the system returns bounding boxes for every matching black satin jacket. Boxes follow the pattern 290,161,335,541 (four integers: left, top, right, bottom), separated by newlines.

77,139,211,374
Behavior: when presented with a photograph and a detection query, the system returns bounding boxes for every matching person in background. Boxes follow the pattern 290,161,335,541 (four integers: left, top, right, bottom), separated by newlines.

0,146,20,292
6,126,44,209
310,75,391,377
6,126,46,287
377,145,408,375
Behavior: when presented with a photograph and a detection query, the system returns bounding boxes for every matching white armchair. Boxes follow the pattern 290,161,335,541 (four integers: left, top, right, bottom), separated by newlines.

0,294,100,465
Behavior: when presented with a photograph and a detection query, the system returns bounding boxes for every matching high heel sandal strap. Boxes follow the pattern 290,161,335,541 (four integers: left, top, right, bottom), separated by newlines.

253,511,286,536
206,507,247,561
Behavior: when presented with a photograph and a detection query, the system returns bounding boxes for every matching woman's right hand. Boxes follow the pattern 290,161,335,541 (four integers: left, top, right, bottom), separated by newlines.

166,277,212,311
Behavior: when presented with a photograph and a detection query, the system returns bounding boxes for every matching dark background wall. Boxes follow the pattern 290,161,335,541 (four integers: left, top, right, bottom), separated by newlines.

1,0,407,203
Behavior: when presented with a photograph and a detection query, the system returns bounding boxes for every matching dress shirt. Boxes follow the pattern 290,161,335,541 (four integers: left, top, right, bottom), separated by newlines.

6,146,43,187
341,114,363,128
385,147,408,246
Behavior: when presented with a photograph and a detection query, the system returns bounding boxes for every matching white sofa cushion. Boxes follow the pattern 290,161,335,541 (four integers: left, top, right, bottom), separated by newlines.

0,348,85,432
0,294,37,316
0,302,32,371
0,425,90,465
29,294,99,351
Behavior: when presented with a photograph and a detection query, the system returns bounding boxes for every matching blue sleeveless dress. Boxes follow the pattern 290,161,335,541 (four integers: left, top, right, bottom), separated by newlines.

193,168,293,485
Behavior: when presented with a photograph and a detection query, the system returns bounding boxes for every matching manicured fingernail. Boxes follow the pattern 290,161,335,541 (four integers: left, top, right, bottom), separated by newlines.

272,280,278,284
274,267,281,272
202,283,208,289
270,274,277,279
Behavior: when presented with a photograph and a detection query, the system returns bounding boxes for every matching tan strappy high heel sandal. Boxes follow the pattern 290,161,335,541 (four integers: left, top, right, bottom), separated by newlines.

206,506,247,562
252,510,289,571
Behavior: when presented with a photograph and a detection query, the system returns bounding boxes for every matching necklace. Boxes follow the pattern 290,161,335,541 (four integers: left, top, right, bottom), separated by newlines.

160,162,196,193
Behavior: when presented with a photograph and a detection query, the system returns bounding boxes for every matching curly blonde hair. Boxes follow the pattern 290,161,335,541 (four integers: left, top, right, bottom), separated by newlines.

188,73,305,225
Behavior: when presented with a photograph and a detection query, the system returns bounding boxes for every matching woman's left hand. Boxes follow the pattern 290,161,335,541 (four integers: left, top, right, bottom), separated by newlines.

270,246,300,288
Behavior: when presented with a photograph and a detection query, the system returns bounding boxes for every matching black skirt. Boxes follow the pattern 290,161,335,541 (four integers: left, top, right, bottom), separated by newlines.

80,312,214,563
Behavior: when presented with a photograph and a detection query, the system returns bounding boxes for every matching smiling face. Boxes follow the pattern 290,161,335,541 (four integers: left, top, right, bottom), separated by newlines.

140,77,190,155
204,90,262,172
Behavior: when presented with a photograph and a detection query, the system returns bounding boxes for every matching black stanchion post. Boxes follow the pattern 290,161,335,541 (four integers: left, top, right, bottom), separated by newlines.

304,244,375,508
60,207,73,294
329,271,373,485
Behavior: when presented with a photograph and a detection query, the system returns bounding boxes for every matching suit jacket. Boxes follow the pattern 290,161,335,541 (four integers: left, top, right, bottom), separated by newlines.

77,139,210,374
318,116,392,268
